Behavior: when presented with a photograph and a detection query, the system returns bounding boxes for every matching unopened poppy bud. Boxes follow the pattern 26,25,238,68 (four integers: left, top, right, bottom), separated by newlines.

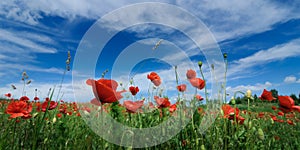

211,64,214,70
223,53,227,59
11,84,17,90
201,144,205,150
230,97,235,105
26,80,32,85
246,90,252,98
130,79,133,85
52,117,57,123
257,128,264,140
198,61,203,67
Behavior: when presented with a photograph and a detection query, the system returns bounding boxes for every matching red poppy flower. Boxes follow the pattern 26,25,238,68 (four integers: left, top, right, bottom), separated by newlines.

258,112,264,118
292,105,300,113
271,106,277,111
169,103,177,113
277,111,284,116
129,86,139,96
278,96,295,112
259,89,276,101
154,96,171,108
147,72,161,86
189,78,205,90
287,119,295,125
20,96,30,101
34,96,40,101
41,100,58,112
57,113,62,118
90,98,101,106
5,93,11,98
195,94,204,101
222,104,244,124
86,78,125,103
186,69,196,79
177,84,187,92
123,100,144,113
5,100,32,119
271,116,277,121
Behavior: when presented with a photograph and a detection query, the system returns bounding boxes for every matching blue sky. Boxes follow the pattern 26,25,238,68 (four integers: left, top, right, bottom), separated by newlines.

1,1,300,102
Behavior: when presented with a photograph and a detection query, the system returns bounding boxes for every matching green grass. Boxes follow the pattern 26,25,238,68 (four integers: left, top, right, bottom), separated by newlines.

1,99,300,150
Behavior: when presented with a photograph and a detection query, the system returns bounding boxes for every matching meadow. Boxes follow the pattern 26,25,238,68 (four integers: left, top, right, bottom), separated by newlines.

1,53,300,150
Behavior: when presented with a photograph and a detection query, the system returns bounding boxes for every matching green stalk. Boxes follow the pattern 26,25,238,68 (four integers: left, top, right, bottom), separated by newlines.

199,66,209,101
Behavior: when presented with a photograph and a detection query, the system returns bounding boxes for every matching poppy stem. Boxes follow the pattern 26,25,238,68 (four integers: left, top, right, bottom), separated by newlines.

199,66,209,101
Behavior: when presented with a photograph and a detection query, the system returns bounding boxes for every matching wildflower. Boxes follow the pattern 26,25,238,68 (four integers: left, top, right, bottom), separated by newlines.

147,72,161,86
189,78,205,90
154,96,171,108
177,84,187,92
287,119,295,125
20,96,30,101
186,69,196,79
129,86,139,96
258,112,264,118
271,106,277,110
90,98,101,106
169,103,177,113
278,96,295,112
86,78,125,103
5,100,32,119
34,96,40,101
259,89,276,101
222,104,245,124
278,111,284,116
57,113,62,118
195,94,204,101
4,93,11,98
123,100,144,113
41,100,58,112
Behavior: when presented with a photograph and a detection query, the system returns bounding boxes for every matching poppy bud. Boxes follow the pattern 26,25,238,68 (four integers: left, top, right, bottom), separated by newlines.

11,84,17,90
211,64,214,70
246,90,252,98
198,61,203,67
257,128,265,140
26,80,32,85
201,144,205,150
230,97,235,105
223,53,227,59
52,117,57,123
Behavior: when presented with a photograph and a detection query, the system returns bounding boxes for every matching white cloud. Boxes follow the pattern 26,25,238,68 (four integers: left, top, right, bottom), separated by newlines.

226,81,273,97
1,1,299,43
227,38,300,79
284,76,297,83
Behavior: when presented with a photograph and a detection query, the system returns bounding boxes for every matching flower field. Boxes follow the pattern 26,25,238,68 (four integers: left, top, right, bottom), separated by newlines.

1,63,300,149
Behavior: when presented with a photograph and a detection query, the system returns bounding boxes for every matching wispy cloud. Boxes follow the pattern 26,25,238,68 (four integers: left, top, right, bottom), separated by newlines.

227,38,300,79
